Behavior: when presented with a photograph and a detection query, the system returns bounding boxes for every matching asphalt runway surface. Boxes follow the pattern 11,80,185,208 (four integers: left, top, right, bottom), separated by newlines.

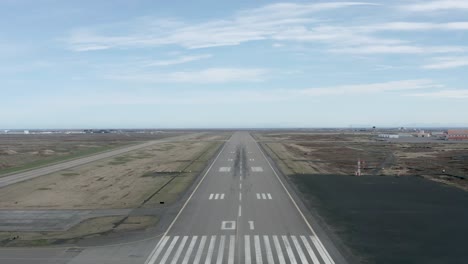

0,132,345,264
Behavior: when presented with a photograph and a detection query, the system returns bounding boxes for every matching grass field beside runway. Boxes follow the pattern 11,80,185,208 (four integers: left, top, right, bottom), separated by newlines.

291,174,468,264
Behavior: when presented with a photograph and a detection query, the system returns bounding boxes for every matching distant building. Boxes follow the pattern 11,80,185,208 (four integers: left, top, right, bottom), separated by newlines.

447,130,468,140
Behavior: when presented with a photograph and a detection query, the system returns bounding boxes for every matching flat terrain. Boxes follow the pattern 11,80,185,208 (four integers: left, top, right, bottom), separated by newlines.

257,131,468,263
0,132,183,176
0,132,230,246
256,132,468,190
291,174,468,264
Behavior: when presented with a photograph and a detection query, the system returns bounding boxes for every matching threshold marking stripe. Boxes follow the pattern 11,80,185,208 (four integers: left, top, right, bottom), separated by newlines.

311,236,333,264
214,194,219,200
148,236,169,264
160,236,179,264
220,193,225,199
301,236,320,264
228,235,235,264
216,235,225,264
245,235,251,264
181,236,198,264
170,236,188,264
263,236,274,264
273,236,286,264
267,193,272,200
291,236,309,264
256,193,261,199
282,236,298,264
209,194,214,200
193,236,207,264
204,236,217,264
254,235,263,264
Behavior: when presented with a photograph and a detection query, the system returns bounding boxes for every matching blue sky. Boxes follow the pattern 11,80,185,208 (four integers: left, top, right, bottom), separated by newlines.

1,0,468,129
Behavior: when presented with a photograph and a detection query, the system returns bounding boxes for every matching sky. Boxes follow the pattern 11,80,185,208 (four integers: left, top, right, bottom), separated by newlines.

1,0,468,129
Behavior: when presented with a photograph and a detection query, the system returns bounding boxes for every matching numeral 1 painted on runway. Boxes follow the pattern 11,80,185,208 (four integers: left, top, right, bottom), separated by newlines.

248,221,255,230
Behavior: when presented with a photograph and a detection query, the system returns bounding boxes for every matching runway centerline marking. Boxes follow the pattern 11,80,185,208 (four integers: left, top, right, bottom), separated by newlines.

238,205,242,217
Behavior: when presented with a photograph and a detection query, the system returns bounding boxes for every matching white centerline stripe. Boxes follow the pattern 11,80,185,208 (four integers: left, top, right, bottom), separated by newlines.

273,236,286,264
282,236,298,264
193,236,207,264
238,205,242,217
160,236,179,264
239,183,242,189
239,193,242,201
215,193,219,200
216,235,225,264
220,193,225,199
291,236,309,264
267,193,272,200
205,236,217,264
171,236,188,264
254,235,263,264
301,236,320,264
245,235,251,264
147,236,169,264
263,236,274,264
181,236,198,264
262,193,267,200
209,194,214,200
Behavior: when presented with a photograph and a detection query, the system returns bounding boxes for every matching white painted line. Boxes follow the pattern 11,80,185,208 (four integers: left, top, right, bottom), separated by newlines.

219,167,231,172
205,236,217,264
301,236,320,264
263,236,275,264
311,236,333,264
193,236,207,264
147,236,169,264
145,143,227,264
248,221,255,230
239,193,242,201
160,236,179,264
171,236,188,264
273,236,286,264
181,236,198,264
282,236,298,264
239,183,242,189
256,193,261,199
228,235,235,264
216,235,225,264
255,141,336,264
220,193,225,199
291,236,309,264
251,166,264,172
238,205,242,217
254,235,263,264
221,221,236,230
244,235,251,264
215,193,219,200
262,193,267,200
209,194,214,200
267,193,272,199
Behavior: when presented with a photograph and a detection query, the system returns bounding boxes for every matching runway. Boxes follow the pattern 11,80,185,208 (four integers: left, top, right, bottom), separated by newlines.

144,132,341,264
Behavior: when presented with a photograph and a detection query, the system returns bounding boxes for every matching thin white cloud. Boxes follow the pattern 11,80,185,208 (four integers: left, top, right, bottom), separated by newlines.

107,67,268,83
146,54,212,66
330,45,466,54
422,56,468,69
297,79,441,96
362,22,468,31
67,2,376,51
400,0,468,12
407,90,468,98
